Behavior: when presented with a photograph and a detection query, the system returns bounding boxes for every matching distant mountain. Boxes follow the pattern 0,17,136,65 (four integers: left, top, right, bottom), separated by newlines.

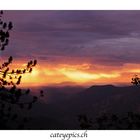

65,85,140,115
6,85,140,129
46,81,82,87
26,85,140,129
30,85,85,103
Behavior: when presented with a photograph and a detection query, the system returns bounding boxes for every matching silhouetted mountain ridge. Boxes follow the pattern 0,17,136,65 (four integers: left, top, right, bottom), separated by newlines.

3,84,140,129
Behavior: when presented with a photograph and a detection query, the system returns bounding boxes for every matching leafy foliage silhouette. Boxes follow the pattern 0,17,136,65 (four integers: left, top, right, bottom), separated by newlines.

131,74,140,85
0,11,44,129
78,112,140,130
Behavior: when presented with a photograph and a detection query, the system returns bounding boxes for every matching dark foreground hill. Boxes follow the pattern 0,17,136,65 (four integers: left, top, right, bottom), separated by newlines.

3,85,140,129
24,85,140,129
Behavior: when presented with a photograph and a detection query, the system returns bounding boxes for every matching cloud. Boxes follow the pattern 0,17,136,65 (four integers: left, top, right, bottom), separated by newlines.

1,10,140,67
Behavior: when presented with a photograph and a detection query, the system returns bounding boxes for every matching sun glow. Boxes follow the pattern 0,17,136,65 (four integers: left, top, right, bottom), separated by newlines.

59,69,97,82
30,68,39,76
13,61,140,87
58,68,120,82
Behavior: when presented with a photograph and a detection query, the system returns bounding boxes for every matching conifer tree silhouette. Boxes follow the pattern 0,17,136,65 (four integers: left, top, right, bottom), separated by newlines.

0,11,44,129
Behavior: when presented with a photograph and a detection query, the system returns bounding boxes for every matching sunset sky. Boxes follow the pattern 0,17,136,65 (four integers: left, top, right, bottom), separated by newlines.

1,10,140,87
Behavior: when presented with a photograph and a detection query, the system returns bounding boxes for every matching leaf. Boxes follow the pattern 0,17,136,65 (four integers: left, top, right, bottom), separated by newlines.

29,68,32,73
3,22,7,29
33,60,37,66
8,56,13,63
23,69,26,73
1,45,4,50
16,76,22,85
8,22,13,30
0,11,3,14
5,31,9,38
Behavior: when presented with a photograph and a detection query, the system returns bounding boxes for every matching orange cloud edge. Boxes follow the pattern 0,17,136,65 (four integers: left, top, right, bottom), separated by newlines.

7,60,139,87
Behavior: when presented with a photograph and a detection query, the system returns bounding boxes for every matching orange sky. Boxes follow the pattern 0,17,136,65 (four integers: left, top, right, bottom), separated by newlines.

9,60,139,87
3,11,140,87
2,11,140,87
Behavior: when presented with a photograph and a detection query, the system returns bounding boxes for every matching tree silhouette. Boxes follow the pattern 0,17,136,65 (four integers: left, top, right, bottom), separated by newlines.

131,74,140,85
78,112,140,130
0,11,44,129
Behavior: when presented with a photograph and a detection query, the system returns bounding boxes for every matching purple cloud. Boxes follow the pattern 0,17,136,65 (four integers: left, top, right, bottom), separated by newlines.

1,10,140,66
